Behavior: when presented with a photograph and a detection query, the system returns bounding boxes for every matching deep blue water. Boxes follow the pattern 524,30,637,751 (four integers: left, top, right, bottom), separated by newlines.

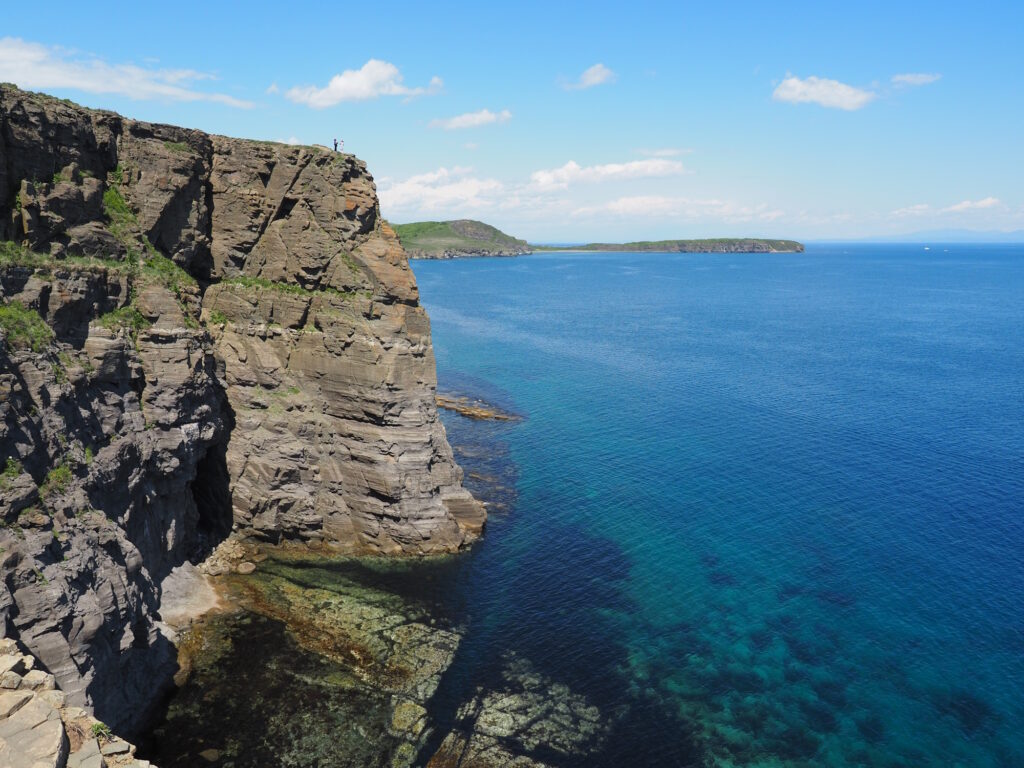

410,244,1024,767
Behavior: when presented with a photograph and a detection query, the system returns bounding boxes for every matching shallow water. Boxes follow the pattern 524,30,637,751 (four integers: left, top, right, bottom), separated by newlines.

411,244,1024,767
144,244,1024,767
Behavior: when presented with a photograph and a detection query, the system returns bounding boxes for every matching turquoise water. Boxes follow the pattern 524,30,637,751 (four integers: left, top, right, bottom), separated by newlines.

411,245,1024,767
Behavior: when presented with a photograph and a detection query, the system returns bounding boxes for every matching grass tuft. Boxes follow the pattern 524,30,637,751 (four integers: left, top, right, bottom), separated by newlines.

0,301,54,352
41,464,72,497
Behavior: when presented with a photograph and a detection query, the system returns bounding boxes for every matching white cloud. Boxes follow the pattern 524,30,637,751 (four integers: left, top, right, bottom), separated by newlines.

279,136,302,145
944,197,1000,212
892,197,1001,217
892,73,941,87
573,195,784,222
265,82,279,94
285,59,442,108
0,37,253,107
892,203,931,217
530,159,685,190
564,63,615,90
429,108,511,130
378,166,505,214
772,75,875,110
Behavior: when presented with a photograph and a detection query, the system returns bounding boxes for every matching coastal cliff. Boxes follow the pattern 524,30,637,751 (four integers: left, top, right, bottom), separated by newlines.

0,83,483,740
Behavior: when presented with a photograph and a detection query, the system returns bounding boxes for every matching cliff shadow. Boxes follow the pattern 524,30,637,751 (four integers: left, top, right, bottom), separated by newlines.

187,415,235,563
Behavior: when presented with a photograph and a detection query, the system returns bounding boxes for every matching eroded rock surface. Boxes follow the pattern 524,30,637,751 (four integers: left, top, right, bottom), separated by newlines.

0,84,482,736
0,638,153,768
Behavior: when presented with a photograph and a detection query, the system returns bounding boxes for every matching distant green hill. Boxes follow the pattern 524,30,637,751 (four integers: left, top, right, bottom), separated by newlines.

535,238,804,253
393,220,531,259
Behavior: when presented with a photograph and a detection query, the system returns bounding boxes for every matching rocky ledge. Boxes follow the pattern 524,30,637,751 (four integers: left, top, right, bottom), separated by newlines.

0,638,153,768
0,84,483,738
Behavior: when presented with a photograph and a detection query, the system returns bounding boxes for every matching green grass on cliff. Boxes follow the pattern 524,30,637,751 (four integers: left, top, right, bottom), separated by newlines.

392,220,528,256
142,251,197,293
0,241,126,274
102,182,136,242
0,458,22,490
97,303,151,338
0,300,54,352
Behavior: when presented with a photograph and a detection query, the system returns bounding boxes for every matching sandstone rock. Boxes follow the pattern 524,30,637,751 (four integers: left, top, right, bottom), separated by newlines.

0,671,21,689
38,689,67,709
100,737,131,756
0,695,68,768
235,561,256,575
0,654,27,676
0,81,482,738
66,736,104,768
21,668,56,691
0,689,33,718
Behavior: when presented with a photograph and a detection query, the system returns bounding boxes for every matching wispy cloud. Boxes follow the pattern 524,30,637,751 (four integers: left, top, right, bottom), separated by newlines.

0,36,253,107
892,197,1001,216
891,73,941,87
530,159,685,190
377,166,505,213
573,195,784,222
429,108,511,130
563,63,615,90
285,59,442,108
891,203,932,217
945,196,1000,212
772,75,875,110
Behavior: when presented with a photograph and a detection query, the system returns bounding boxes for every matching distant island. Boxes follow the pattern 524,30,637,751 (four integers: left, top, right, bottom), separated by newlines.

393,219,531,259
394,220,804,258
535,238,804,253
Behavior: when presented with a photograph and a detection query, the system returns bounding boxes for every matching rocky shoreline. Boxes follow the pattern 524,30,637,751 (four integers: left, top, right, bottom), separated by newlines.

405,247,531,260
138,541,614,768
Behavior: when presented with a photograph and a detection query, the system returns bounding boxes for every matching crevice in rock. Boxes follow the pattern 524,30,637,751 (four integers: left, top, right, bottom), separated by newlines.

187,436,234,563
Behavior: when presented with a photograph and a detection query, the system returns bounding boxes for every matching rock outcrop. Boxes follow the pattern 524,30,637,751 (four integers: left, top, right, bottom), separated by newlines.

0,638,153,768
0,85,483,736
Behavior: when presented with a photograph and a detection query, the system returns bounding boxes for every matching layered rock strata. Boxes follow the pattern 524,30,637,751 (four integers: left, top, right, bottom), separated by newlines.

0,85,482,735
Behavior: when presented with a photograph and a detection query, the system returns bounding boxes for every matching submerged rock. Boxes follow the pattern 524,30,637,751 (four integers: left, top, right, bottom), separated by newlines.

427,654,609,767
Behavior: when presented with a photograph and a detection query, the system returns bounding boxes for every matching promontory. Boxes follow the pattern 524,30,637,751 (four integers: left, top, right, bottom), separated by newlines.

0,83,484,761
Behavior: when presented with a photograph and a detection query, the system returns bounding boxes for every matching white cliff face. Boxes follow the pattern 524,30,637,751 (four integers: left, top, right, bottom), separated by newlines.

0,85,483,734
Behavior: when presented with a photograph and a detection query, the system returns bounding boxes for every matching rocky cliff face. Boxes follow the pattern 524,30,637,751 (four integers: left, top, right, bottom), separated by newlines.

0,85,483,734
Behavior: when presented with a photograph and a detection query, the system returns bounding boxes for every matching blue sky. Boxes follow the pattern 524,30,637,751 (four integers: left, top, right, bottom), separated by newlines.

2,1,1022,240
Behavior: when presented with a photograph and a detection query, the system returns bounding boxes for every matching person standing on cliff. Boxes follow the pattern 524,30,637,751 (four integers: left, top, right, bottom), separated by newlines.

333,138,338,151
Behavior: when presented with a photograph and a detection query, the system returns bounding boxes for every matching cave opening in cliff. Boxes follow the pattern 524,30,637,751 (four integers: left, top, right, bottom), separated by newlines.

189,441,233,558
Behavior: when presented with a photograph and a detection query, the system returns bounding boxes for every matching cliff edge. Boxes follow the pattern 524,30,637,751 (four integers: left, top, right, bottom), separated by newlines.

0,85,483,734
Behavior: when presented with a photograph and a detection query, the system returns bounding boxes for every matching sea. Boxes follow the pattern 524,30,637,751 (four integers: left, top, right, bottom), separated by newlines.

409,244,1024,767
144,243,1024,767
